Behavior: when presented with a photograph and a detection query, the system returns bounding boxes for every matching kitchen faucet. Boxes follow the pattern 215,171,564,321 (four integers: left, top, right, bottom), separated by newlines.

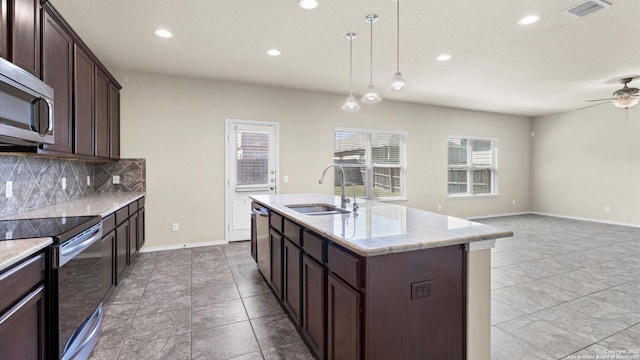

318,164,351,209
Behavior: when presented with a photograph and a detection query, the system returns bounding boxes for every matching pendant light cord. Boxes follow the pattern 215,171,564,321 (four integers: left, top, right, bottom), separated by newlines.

370,19,374,86
349,36,354,95
396,0,400,73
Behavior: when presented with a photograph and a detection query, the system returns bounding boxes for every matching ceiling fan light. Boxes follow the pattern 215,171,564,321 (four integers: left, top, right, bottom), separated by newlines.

342,94,361,111
389,72,406,91
613,97,639,109
298,0,318,10
361,86,382,104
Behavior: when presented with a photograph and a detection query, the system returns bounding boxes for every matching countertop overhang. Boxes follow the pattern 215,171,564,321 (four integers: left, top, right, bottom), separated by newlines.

251,193,513,257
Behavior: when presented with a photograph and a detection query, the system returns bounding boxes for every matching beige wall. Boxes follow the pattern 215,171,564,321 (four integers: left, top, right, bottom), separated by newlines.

114,70,531,248
531,105,640,225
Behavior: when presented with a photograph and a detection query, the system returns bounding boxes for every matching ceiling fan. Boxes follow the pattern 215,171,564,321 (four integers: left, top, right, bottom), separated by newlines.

582,77,640,110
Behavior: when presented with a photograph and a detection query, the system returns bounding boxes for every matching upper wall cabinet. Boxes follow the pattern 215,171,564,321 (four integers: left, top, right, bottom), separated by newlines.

11,0,40,77
40,7,73,154
74,44,95,157
95,67,110,158
109,83,120,160
0,0,7,59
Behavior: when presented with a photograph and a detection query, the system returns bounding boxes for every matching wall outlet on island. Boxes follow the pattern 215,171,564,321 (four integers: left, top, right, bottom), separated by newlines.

172,223,179,232
112,175,120,184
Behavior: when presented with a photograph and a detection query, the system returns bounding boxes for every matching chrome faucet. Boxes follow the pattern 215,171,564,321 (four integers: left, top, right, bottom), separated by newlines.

318,164,350,209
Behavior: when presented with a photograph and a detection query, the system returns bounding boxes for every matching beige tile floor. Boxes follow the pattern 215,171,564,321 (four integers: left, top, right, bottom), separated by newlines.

88,214,640,359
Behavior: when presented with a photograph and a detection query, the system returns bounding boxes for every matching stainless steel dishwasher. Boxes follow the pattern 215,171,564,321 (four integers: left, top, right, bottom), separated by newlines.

252,206,270,280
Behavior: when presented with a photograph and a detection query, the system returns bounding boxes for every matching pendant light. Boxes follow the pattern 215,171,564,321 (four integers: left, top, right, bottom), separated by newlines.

389,0,406,91
297,0,318,10
361,14,382,104
342,33,360,111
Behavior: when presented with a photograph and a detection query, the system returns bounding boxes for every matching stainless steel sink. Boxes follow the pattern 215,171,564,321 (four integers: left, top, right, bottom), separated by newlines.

286,203,351,215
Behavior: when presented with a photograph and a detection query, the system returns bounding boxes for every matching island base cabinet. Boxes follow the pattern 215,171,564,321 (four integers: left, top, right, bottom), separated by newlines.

283,239,302,327
269,229,283,300
302,254,325,360
327,273,360,360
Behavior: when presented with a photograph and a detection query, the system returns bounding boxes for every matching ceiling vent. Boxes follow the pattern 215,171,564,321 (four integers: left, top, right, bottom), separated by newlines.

563,0,612,18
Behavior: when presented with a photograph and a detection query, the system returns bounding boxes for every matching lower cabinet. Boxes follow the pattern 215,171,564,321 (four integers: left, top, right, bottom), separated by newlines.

101,230,115,300
0,253,47,360
115,219,129,285
137,206,145,250
283,238,302,327
128,211,138,265
302,254,325,360
269,229,283,300
327,273,360,360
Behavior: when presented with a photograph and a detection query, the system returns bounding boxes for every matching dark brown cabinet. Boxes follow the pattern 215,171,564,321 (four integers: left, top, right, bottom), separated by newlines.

269,228,283,300
73,44,94,156
115,219,129,285
101,230,115,300
283,238,302,327
137,205,145,250
0,253,46,360
10,0,40,77
0,0,7,59
94,67,109,158
327,273,360,360
302,254,325,359
40,8,73,154
128,211,138,264
109,83,120,159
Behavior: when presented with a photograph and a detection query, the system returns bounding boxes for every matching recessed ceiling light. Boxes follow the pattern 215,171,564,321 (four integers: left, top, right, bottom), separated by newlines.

154,29,173,38
298,0,319,10
436,54,452,62
267,49,281,56
518,15,540,25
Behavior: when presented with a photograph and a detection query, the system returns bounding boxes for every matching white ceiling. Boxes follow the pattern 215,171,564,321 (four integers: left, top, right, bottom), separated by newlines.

49,0,640,117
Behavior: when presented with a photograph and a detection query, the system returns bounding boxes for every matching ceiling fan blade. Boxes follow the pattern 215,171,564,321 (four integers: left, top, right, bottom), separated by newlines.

586,98,615,102
577,101,609,110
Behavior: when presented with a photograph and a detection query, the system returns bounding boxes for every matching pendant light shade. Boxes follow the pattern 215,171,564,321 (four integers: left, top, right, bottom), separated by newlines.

297,0,318,10
342,33,360,112
389,0,406,91
362,14,381,104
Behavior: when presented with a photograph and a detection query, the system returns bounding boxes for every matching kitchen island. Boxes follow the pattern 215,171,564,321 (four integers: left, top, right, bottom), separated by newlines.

251,193,512,360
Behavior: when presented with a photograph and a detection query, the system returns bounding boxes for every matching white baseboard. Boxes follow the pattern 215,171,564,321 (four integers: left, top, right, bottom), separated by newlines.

139,239,228,253
530,212,640,228
466,211,532,220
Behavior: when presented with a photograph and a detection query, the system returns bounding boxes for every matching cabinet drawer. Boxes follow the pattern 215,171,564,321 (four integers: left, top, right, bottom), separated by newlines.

284,219,301,246
0,253,45,313
303,231,326,263
102,213,115,234
138,197,145,208
327,245,360,289
270,211,283,234
128,201,138,214
115,206,129,225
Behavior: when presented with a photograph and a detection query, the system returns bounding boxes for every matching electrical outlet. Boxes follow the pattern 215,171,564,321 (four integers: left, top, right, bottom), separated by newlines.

61,177,66,190
87,176,91,186
605,206,611,213
437,204,442,211
284,175,289,183
113,175,120,184
172,223,179,232
512,200,516,206
5,181,12,198
411,280,432,300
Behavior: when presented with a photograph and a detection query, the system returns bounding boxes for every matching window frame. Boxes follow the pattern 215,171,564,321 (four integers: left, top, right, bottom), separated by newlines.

447,135,499,198
334,127,408,201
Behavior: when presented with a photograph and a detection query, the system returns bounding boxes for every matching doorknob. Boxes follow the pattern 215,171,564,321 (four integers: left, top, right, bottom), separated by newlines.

270,179,274,182
270,187,274,190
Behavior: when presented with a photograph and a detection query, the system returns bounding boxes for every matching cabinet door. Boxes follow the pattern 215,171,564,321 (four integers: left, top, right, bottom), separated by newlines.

108,83,120,159
250,212,257,262
0,0,7,59
41,9,73,154
94,67,109,158
302,254,325,359
115,220,129,285
283,238,302,327
0,285,46,360
128,212,138,264
101,231,115,301
327,273,360,360
73,44,94,156
269,229,283,300
10,0,40,77
137,207,145,250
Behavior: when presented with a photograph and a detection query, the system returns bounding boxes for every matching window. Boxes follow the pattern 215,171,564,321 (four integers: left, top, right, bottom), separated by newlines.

448,136,498,196
334,128,407,200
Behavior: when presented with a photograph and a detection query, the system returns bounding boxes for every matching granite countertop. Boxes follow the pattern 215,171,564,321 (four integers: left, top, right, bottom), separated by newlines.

0,192,145,220
251,193,513,257
0,192,145,271
0,237,52,272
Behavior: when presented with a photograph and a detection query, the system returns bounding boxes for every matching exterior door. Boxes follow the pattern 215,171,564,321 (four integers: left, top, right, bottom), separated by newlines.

226,120,278,242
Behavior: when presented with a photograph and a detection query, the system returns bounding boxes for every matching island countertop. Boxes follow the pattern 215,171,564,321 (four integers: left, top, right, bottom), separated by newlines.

251,193,513,257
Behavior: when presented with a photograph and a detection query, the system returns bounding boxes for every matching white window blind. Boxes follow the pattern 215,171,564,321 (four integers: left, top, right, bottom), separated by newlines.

448,136,498,196
236,130,269,187
334,128,407,200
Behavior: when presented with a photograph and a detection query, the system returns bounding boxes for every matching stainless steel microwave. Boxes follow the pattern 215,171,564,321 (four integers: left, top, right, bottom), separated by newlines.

0,57,54,146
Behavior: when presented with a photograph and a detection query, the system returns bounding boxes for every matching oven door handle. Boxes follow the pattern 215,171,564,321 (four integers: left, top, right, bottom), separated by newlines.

59,226,103,267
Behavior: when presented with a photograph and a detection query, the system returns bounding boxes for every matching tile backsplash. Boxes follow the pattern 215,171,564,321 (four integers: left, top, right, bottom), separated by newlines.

0,154,145,216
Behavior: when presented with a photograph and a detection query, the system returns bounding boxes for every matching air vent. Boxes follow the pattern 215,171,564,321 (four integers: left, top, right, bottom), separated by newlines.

563,0,611,18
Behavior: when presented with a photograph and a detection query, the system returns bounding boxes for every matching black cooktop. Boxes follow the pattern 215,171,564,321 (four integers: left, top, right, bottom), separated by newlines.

0,216,101,243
